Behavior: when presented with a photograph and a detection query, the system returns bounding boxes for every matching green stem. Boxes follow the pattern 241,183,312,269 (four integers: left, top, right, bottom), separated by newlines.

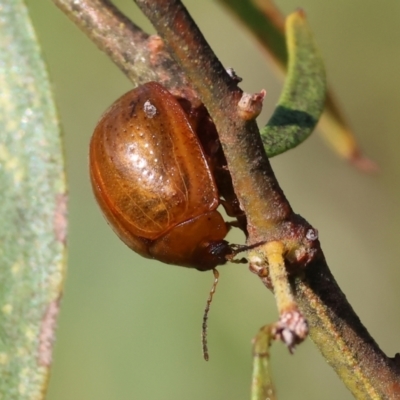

251,326,277,400
294,256,400,399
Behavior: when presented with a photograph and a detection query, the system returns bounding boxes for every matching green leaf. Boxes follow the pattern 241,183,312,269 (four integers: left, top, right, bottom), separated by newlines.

260,10,326,157
0,0,67,398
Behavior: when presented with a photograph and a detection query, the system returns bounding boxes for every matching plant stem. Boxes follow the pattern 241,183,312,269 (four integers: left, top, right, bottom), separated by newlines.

251,326,276,400
294,256,400,399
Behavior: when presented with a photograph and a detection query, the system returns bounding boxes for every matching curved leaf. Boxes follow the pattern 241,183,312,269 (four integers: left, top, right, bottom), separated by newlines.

260,10,326,157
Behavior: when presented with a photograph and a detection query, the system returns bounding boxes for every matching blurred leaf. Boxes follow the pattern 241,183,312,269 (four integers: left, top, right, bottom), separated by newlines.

260,10,326,156
0,0,67,398
219,0,377,170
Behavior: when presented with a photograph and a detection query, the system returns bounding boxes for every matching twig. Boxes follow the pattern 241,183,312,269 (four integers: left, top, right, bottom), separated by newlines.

294,257,400,399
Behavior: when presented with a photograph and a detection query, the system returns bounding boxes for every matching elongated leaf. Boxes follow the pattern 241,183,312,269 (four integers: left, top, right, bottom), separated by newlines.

260,10,326,157
0,1,67,398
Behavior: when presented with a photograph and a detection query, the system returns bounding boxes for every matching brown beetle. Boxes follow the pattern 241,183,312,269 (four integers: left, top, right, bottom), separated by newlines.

89,82,239,271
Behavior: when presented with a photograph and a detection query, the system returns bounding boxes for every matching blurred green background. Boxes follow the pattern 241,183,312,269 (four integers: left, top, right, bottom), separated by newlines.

25,1,400,399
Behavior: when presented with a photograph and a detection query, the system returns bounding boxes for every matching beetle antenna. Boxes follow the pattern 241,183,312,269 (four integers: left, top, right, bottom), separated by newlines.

202,268,220,361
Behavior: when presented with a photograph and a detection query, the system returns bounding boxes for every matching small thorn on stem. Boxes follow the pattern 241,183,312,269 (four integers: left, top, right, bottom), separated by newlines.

237,90,266,120
226,67,243,83
392,353,400,371
202,268,220,361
